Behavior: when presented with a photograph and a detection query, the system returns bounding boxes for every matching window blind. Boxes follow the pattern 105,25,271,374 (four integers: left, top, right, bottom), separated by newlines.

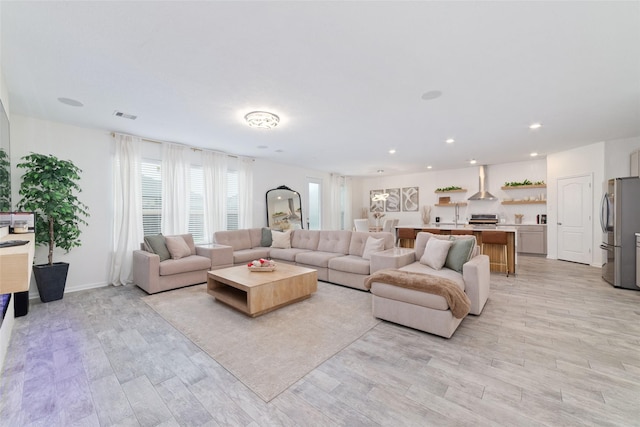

141,160,162,236
227,169,239,230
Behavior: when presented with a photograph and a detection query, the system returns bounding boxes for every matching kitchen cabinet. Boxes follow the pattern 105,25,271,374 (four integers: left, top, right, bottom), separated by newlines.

516,225,546,255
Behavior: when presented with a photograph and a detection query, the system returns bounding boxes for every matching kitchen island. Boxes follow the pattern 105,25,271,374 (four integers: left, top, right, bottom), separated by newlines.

396,225,517,275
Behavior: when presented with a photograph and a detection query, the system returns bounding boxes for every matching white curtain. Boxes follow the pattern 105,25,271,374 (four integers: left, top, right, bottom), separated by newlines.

161,143,190,235
109,133,143,286
237,158,253,229
343,176,353,231
202,150,227,239
328,174,342,230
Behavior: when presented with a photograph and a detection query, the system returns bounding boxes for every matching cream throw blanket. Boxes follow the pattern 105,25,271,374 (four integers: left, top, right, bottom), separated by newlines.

364,269,471,319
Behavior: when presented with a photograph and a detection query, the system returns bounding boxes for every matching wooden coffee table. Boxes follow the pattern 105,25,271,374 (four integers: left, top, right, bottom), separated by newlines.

206,263,318,317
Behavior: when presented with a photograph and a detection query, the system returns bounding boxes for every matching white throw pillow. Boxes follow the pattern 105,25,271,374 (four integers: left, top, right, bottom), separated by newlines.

271,230,292,249
362,236,385,260
419,238,453,270
165,236,192,260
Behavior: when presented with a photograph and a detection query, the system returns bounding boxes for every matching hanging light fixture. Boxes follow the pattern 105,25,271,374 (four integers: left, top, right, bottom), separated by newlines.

244,111,280,129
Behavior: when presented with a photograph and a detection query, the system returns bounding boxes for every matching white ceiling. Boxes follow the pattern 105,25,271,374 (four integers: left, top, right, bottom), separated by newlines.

2,1,639,176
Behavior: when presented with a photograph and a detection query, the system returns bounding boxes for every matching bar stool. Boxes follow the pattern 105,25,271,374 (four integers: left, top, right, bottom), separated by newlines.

451,229,474,235
481,231,509,276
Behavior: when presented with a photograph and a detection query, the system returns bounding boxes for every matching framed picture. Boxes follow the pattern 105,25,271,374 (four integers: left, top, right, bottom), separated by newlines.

402,187,419,211
385,188,400,212
370,189,384,212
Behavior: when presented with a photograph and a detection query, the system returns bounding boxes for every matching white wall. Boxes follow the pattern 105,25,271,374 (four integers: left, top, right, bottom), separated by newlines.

604,136,640,179
355,159,547,227
547,142,604,267
11,115,114,296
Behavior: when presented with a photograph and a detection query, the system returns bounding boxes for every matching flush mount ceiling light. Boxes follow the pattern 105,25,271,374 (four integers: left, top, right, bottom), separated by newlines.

446,138,455,144
530,152,539,157
469,159,477,165
389,149,396,154
529,122,542,130
245,111,280,129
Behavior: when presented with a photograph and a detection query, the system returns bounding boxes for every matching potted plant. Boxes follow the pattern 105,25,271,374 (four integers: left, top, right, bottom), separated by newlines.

16,153,89,302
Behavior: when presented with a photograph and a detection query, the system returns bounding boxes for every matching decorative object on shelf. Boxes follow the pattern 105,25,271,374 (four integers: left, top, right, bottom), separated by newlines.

372,211,385,227
435,186,465,192
514,214,524,224
503,180,546,187
421,205,431,225
244,111,280,129
247,258,277,271
384,188,400,212
438,196,451,204
401,186,419,211
17,153,90,302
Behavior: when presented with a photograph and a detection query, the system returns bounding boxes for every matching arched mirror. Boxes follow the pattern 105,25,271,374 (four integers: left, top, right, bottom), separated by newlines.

266,185,303,230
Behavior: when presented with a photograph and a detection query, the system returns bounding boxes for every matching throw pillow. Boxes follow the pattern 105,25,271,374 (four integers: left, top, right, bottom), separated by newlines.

271,230,292,249
165,235,192,260
419,238,453,270
445,237,476,273
143,234,171,262
261,227,273,247
362,236,385,260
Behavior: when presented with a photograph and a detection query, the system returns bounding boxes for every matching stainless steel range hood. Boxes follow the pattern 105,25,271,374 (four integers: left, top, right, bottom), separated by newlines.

468,165,497,201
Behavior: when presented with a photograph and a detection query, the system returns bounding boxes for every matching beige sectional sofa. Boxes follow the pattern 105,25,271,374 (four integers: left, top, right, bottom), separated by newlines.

133,234,233,294
212,228,395,290
367,232,491,338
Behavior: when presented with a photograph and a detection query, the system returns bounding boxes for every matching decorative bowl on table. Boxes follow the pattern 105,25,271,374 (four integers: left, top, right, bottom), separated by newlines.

247,259,277,272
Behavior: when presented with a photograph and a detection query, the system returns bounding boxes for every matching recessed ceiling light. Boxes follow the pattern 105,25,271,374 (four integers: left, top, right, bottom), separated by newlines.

58,97,83,107
530,152,538,157
469,159,477,165
377,169,384,174
427,165,433,169
389,149,396,154
257,145,268,149
275,149,284,153
529,123,542,130
421,90,443,100
446,138,455,144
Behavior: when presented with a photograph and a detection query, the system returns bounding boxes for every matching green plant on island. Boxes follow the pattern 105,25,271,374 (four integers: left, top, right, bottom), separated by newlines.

435,186,463,192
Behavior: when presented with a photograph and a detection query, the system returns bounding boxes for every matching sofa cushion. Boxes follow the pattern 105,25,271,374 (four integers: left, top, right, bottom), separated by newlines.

159,255,211,276
370,282,450,311
399,262,465,291
445,237,476,273
420,238,453,270
233,248,272,264
296,250,343,268
214,230,252,251
291,229,320,250
317,230,351,254
144,234,171,262
248,228,264,248
165,236,192,260
271,230,292,249
269,248,311,262
260,228,273,247
328,255,370,275
176,233,197,255
362,237,385,260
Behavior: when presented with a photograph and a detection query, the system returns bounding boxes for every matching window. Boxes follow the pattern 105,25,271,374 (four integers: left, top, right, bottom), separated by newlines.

227,169,239,230
141,160,239,237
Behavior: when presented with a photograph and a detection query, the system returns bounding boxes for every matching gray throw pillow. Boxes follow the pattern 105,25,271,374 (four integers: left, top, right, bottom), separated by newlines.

445,237,476,273
144,234,171,262
261,227,273,247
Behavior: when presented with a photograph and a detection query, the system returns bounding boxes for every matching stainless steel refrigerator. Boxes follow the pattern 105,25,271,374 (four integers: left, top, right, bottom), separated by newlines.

600,177,640,290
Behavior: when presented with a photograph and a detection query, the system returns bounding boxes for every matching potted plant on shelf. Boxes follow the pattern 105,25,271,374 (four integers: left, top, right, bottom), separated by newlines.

17,153,89,302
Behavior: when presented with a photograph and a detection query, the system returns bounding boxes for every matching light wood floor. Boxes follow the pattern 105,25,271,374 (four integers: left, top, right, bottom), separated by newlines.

1,256,640,426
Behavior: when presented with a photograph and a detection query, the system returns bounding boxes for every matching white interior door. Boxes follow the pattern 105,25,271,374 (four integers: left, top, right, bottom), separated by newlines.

557,174,593,264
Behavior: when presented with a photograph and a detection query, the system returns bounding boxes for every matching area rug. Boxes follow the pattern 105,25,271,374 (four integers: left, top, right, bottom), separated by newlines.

142,281,380,402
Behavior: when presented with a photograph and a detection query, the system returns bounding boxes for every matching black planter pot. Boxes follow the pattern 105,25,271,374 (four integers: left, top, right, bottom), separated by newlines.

32,262,69,303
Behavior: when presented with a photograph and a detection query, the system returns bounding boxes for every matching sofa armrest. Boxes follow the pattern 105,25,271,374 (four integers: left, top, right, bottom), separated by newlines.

370,248,416,273
462,254,490,315
196,244,234,269
133,250,160,294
